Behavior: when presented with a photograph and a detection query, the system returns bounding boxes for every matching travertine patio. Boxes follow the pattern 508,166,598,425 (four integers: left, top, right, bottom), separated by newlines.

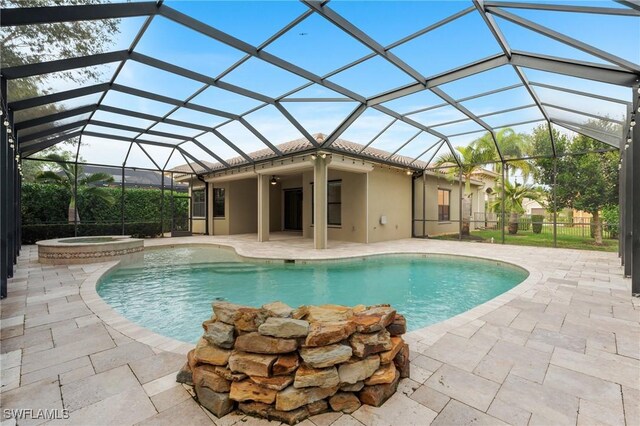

1,236,638,426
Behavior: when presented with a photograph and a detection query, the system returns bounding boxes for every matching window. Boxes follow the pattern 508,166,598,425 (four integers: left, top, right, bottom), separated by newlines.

214,187,225,218
311,180,342,226
192,189,205,218
438,189,450,222
328,180,342,226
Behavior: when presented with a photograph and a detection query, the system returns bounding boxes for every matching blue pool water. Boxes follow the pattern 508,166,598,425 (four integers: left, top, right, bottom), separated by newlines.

97,246,528,343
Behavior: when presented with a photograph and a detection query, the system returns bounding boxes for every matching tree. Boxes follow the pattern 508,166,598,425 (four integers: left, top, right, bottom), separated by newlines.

435,144,494,235
489,179,543,234
434,127,531,235
471,128,533,180
1,0,119,122
530,122,619,245
35,153,115,222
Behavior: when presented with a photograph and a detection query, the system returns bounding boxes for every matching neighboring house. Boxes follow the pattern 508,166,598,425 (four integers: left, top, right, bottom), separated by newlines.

63,165,188,191
172,134,496,246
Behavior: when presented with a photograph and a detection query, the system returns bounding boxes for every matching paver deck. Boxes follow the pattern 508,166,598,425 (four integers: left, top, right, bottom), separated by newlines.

1,235,638,426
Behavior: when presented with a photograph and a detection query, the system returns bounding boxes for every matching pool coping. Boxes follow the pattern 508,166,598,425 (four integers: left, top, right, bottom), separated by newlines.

79,239,542,355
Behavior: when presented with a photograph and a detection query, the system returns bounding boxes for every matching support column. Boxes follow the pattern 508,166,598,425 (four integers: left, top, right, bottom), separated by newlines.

631,85,639,293
257,174,270,242
1,76,8,298
314,156,328,249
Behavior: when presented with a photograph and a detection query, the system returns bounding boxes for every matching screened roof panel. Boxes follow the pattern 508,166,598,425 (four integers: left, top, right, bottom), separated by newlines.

548,107,624,136
139,134,187,146
179,141,219,165
0,17,145,68
494,15,615,66
20,113,92,137
533,87,627,121
126,143,174,170
437,66,522,100
125,142,159,170
280,101,360,136
196,132,247,162
165,0,308,46
367,120,421,153
4,0,635,171
243,105,306,145
101,90,176,117
391,12,502,78
78,135,129,166
408,104,469,128
326,56,415,98
91,109,156,130
84,124,139,140
282,83,351,100
189,85,262,115
460,87,535,117
338,109,396,146
220,57,310,98
264,13,372,76
135,16,246,78
394,132,441,160
379,89,445,115
164,149,189,170
483,105,545,128
149,122,202,139
216,120,275,154
330,0,472,46
499,8,640,64
167,107,227,128
114,61,203,99
428,140,461,166
7,63,117,102
431,119,485,137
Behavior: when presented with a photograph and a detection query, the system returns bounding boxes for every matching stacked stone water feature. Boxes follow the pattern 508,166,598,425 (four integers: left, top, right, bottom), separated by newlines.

177,301,409,424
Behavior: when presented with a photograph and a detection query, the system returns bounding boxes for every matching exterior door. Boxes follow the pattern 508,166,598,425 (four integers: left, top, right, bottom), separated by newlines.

284,188,303,231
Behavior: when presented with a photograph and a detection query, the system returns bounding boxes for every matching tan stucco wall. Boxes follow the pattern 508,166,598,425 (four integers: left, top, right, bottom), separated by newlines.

301,169,367,243
413,174,492,237
367,166,412,243
229,178,258,235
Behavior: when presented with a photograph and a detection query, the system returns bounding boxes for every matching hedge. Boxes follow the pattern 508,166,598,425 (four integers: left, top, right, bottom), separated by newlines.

21,183,188,244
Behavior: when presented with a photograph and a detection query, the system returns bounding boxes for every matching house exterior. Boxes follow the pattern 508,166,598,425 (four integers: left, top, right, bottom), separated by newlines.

173,134,497,248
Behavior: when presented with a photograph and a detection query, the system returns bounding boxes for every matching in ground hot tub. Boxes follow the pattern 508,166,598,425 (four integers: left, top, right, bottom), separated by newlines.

37,235,144,265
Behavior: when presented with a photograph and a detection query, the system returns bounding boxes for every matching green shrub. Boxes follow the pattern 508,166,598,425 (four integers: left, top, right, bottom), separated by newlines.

531,215,545,234
21,183,187,243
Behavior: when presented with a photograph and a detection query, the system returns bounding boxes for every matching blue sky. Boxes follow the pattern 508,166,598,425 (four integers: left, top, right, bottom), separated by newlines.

22,0,640,169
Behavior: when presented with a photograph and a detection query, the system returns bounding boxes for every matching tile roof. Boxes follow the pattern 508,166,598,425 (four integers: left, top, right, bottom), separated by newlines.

170,133,430,174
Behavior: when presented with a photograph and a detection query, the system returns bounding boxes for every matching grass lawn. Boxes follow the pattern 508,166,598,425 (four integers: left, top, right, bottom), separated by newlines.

432,228,619,252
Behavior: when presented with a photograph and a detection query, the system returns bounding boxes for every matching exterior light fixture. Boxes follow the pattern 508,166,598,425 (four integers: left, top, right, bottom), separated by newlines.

625,143,630,150
406,169,412,175
319,153,326,159
310,154,317,160
618,163,622,170
270,175,277,185
6,127,11,134
631,117,636,127
3,118,8,127
628,137,633,144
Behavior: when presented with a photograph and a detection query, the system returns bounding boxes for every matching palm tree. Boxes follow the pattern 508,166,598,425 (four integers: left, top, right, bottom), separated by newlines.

489,178,542,234
471,128,533,180
435,144,494,235
35,153,115,223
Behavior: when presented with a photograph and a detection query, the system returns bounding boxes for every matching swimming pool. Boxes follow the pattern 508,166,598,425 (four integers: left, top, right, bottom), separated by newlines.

97,246,528,343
